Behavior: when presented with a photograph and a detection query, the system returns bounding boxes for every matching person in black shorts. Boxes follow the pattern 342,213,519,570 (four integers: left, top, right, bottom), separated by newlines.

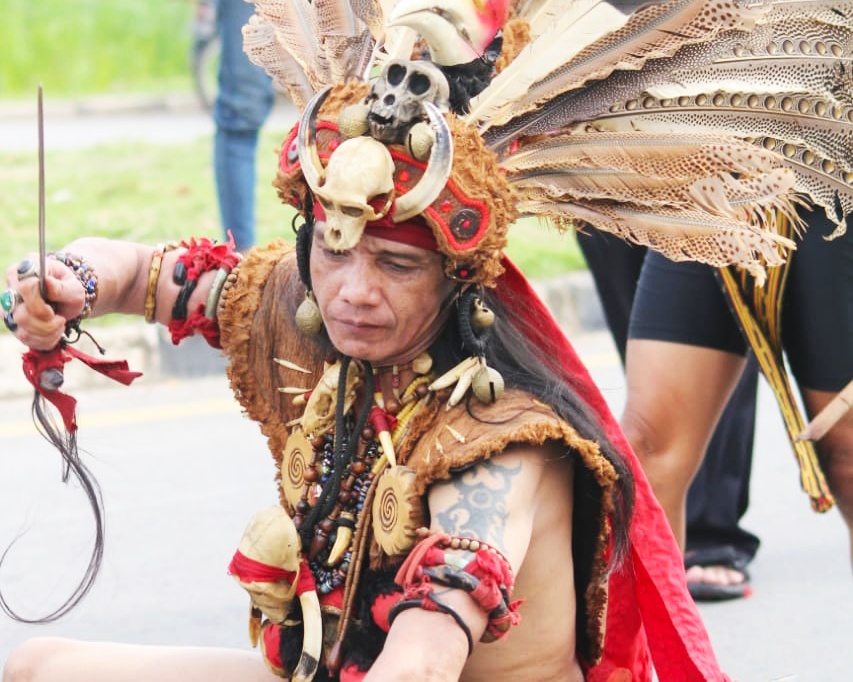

579,231,760,600
620,209,853,568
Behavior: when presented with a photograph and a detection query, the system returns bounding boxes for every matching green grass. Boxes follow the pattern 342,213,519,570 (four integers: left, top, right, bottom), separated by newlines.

0,131,584,335
506,217,585,278
0,0,584,281
1,0,193,99
0,129,295,258
0,130,584,281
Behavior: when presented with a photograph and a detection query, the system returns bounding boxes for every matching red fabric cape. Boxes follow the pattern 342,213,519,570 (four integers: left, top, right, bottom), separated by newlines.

498,256,730,682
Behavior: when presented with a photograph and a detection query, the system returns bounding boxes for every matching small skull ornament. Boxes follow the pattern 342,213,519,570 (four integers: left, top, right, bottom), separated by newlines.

301,359,362,437
367,59,450,144
314,136,396,251
298,87,454,231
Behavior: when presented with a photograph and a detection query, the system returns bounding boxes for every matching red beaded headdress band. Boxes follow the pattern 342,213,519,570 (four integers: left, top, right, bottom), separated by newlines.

313,201,439,253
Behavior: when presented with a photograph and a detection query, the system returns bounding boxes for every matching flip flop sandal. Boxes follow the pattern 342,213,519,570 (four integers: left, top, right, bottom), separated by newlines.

684,545,753,602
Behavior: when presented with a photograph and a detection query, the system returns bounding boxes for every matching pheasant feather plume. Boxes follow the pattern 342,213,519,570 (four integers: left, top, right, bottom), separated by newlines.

244,0,853,279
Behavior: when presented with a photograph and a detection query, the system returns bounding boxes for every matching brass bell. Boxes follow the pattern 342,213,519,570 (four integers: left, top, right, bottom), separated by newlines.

472,364,504,404
295,292,323,336
471,298,495,329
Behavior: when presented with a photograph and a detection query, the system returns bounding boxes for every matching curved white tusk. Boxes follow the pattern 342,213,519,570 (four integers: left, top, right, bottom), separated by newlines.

377,430,397,469
428,356,480,391
326,512,355,566
393,101,453,222
292,587,323,682
297,87,332,195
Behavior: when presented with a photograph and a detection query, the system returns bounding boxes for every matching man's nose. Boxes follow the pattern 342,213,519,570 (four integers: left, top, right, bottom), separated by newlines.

338,262,381,305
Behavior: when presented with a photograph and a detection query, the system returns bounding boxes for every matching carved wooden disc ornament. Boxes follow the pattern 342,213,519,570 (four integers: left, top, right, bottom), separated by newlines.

371,465,424,557
281,427,316,511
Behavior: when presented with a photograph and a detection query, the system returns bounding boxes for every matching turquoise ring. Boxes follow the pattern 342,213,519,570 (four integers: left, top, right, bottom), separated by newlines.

1,288,23,314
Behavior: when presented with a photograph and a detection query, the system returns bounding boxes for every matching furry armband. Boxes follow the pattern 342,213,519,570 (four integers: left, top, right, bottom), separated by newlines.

392,532,522,645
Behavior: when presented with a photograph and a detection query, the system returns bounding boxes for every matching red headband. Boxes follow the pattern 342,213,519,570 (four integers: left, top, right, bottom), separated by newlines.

313,201,439,252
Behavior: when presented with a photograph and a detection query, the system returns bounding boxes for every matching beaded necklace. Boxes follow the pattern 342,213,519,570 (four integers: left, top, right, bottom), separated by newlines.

291,356,434,595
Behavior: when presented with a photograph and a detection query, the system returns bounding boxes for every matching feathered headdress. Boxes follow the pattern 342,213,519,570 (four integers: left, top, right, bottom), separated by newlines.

243,0,853,287
240,1,853,680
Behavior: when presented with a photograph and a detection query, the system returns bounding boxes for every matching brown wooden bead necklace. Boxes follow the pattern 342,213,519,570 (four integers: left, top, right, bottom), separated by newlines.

292,355,434,595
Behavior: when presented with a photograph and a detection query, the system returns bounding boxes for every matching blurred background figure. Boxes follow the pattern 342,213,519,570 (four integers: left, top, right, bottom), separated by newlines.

578,231,759,601
211,0,274,252
572,0,760,603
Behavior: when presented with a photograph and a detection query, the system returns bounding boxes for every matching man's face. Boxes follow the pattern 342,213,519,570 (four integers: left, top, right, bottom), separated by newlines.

310,223,454,366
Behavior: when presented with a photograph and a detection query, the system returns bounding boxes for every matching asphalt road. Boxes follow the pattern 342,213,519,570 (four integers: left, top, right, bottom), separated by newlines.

0,331,850,680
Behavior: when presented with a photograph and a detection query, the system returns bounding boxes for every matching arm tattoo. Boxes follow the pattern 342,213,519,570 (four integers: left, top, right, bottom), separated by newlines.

434,458,521,548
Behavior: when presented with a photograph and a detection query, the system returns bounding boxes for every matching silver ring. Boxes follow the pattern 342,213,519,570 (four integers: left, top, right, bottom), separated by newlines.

1,288,24,314
16,259,39,280
3,311,17,333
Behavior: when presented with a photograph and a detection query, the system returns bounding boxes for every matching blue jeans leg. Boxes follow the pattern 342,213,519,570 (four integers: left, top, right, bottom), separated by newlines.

213,0,274,251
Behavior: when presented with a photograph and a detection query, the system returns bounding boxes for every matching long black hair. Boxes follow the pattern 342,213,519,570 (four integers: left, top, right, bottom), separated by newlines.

430,286,635,662
0,418,105,624
433,287,634,558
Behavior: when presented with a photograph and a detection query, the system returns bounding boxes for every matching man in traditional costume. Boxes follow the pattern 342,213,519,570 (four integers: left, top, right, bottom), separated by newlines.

4,1,852,681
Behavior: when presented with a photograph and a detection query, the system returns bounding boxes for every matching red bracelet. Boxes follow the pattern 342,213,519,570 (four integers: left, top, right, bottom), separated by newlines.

394,532,522,643
167,235,240,348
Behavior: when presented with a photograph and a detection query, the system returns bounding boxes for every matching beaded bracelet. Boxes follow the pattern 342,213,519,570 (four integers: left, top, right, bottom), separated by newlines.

51,252,98,321
394,532,521,643
144,242,181,323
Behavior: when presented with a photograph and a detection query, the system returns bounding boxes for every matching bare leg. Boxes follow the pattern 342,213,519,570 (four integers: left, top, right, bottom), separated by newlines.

621,339,746,550
800,387,853,569
2,638,280,682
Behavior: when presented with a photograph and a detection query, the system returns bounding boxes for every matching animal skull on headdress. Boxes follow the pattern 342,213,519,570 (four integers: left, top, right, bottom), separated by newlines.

232,506,323,682
301,359,361,437
313,136,396,251
234,506,302,624
367,59,450,144
298,87,455,234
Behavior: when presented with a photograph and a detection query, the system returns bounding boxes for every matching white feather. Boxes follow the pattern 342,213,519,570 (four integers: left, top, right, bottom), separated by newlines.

521,0,620,40
242,12,316,107
463,0,627,128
